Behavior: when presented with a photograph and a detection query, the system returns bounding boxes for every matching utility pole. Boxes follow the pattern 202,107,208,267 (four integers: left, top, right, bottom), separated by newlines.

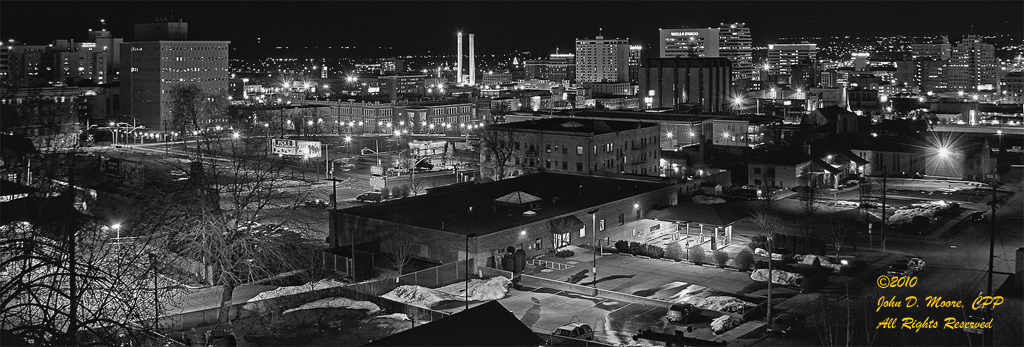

880,166,887,252
588,208,600,289
988,176,997,294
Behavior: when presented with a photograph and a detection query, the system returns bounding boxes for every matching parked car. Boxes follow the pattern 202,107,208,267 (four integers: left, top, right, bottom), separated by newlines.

356,192,382,203
667,303,702,323
550,323,594,345
414,160,434,171
887,257,925,277
303,199,329,208
201,325,237,347
967,212,986,223
767,312,805,338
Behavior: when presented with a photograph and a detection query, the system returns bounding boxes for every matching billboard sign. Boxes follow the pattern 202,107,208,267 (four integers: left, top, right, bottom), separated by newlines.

271,139,297,155
408,140,447,156
296,141,322,158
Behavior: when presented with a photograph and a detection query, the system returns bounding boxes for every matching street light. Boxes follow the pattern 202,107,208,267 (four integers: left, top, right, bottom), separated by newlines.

112,223,122,239
465,233,477,310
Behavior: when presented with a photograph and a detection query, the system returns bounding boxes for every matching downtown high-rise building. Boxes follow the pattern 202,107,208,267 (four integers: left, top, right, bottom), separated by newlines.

718,24,753,81
575,35,630,83
628,45,643,83
524,52,576,82
767,42,817,76
946,35,998,92
2,28,123,87
658,23,753,81
119,21,229,130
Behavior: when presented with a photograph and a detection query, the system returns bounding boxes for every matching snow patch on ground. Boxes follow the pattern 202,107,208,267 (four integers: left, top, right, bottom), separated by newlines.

282,297,381,315
750,269,804,286
374,313,410,321
710,315,743,334
796,254,843,273
683,296,757,313
247,279,348,303
436,276,512,301
382,286,461,309
382,277,512,309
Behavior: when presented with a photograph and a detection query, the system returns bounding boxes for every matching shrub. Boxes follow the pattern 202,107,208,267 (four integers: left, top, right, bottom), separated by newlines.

629,242,644,256
802,272,829,292
688,246,706,265
748,235,768,251
500,253,513,271
554,249,575,258
665,243,684,261
513,249,527,274
615,240,630,253
647,244,665,259
736,249,755,272
713,250,730,268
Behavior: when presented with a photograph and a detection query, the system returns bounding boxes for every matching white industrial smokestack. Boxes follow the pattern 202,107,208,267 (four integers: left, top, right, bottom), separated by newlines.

469,34,476,85
457,32,463,85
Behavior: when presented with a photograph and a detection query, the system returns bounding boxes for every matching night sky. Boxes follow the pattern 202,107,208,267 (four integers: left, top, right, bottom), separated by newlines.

3,1,1022,56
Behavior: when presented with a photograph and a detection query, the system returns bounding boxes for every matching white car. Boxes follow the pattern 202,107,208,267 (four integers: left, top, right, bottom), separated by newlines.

550,323,594,345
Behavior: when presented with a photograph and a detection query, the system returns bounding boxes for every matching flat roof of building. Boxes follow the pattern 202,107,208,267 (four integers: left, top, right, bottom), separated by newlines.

339,172,674,236
488,117,658,135
547,110,779,125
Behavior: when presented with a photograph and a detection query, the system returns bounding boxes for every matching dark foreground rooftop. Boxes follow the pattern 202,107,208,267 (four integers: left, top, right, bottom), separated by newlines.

363,301,544,347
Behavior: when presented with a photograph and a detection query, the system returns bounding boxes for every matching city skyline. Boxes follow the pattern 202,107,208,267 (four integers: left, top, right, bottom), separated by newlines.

2,1,1022,57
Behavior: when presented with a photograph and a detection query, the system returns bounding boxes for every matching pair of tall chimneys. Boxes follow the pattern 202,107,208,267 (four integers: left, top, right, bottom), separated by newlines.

456,32,475,85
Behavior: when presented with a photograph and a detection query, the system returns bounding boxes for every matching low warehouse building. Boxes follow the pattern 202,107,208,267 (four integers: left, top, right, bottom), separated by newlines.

328,172,679,268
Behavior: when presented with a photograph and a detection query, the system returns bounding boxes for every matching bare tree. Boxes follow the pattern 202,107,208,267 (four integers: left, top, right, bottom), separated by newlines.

821,216,851,258
137,87,318,325
380,230,418,275
549,216,580,249
169,84,229,157
408,178,440,196
751,208,784,327
1,150,167,346
800,174,820,218
255,108,291,139
297,107,327,140
0,91,81,151
476,126,517,181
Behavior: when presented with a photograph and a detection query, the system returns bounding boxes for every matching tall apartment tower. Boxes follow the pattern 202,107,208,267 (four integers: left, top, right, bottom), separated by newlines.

120,21,229,129
947,35,997,92
718,23,753,81
628,45,642,84
659,24,753,81
767,43,817,76
575,35,630,83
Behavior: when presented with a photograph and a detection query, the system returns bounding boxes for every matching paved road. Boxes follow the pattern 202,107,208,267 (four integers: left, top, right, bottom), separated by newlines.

932,124,1023,135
